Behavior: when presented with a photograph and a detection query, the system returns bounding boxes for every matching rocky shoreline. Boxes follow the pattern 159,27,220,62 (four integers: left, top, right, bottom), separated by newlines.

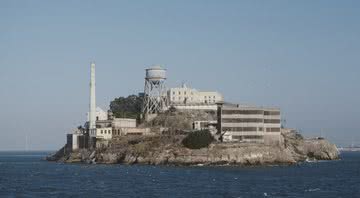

47,131,339,166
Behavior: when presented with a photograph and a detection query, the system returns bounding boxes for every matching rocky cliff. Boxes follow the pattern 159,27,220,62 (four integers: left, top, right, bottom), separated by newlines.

48,131,339,166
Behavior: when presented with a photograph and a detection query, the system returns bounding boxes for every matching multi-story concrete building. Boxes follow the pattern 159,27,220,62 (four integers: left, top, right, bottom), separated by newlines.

167,84,223,105
217,103,282,144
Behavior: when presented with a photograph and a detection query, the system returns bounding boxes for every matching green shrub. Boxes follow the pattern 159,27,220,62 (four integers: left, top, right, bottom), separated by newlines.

182,130,214,149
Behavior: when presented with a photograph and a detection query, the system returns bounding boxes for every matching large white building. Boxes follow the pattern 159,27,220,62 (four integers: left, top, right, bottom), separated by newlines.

217,103,282,144
167,84,223,105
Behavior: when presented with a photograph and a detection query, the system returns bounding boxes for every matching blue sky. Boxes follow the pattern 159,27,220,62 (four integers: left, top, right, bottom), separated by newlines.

0,0,359,150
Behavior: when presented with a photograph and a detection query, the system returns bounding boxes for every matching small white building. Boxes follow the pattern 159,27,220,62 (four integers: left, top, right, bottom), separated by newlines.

86,117,138,140
167,84,223,105
96,127,113,140
112,118,137,128
193,120,218,131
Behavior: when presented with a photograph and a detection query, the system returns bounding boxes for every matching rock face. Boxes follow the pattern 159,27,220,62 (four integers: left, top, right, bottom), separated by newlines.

48,131,339,166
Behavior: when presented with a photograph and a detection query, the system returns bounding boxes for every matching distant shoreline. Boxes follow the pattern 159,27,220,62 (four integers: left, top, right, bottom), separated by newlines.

338,148,360,152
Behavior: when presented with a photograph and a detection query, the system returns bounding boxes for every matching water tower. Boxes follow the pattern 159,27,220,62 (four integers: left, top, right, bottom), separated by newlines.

142,66,168,116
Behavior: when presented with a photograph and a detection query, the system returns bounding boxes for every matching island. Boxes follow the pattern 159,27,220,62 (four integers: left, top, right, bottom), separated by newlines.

47,64,339,166
47,111,339,166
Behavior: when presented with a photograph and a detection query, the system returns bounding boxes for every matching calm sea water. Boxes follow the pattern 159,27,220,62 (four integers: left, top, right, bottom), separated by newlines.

0,151,359,198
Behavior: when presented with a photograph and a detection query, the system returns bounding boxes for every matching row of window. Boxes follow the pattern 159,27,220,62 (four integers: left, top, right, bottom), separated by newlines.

221,118,280,124
222,118,264,123
264,111,281,116
266,128,281,132
171,97,217,101
264,119,281,124
232,135,263,140
171,91,217,99
100,129,123,135
222,110,280,115
222,110,263,115
172,97,194,101
222,127,281,132
204,100,217,103
222,127,258,132
172,91,194,95
171,98,217,104
100,130,111,134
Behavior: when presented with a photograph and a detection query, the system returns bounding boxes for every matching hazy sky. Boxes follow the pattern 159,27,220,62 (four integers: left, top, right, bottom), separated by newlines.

1,0,359,150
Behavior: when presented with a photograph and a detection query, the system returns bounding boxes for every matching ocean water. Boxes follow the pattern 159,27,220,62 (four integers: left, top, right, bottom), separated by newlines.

0,151,359,198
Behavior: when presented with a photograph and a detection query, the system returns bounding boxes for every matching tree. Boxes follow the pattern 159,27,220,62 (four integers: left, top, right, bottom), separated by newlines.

182,130,214,149
109,95,143,119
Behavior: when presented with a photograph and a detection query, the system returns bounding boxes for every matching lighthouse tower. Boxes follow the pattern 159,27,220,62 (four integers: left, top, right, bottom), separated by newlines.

89,62,96,138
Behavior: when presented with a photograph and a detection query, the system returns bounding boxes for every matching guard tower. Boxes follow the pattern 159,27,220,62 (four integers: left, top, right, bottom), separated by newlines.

142,66,168,118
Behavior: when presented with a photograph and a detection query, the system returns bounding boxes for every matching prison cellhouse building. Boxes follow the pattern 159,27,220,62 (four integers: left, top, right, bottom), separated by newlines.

217,103,282,144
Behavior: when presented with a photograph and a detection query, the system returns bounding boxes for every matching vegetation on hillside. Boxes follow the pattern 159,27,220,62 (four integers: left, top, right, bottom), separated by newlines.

182,130,214,149
145,109,217,130
109,95,143,119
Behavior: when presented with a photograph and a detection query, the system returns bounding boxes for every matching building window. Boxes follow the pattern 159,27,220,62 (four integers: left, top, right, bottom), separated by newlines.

264,119,281,123
222,118,263,123
101,130,103,134
173,91,175,95
222,110,264,115
179,91,181,95
222,127,257,132
264,111,280,116
266,128,281,132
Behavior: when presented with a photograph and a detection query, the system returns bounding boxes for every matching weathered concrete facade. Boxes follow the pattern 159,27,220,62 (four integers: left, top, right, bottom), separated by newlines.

218,103,282,144
112,127,151,136
168,84,223,105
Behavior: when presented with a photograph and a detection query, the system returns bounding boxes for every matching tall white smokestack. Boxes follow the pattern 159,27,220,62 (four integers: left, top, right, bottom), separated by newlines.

89,62,96,133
